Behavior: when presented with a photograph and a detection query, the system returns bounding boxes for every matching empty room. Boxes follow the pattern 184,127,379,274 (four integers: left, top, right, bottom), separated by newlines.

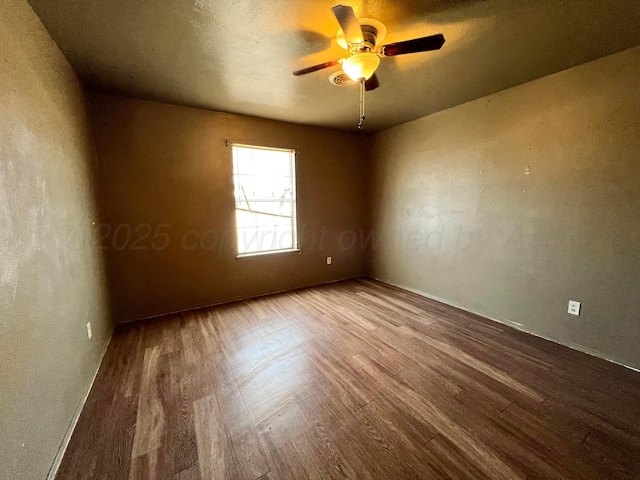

2,0,640,478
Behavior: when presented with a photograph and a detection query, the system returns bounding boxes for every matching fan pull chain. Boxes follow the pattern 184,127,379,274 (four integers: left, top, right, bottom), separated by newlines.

358,78,365,130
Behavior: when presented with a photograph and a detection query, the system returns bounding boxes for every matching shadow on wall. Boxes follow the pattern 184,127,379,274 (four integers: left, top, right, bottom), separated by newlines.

75,4,234,321
85,93,370,323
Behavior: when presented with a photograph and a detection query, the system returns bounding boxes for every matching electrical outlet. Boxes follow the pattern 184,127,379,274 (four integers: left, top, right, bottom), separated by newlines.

568,300,581,316
86,322,92,339
326,256,332,265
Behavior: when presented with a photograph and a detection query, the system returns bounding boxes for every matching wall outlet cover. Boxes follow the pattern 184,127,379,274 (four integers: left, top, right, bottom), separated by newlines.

568,300,581,316
86,322,92,339
327,256,332,265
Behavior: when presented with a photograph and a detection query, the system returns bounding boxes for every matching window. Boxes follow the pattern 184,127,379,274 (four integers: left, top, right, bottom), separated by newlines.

232,144,298,256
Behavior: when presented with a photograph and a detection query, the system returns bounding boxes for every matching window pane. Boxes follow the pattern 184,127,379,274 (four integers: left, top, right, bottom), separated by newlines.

232,145,297,255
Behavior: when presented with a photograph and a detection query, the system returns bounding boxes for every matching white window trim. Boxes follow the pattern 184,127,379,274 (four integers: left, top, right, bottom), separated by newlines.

231,143,299,258
235,248,301,260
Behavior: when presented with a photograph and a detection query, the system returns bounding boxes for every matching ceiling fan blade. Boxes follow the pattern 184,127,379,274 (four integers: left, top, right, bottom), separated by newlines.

293,60,341,76
365,73,380,91
380,34,445,57
332,5,364,44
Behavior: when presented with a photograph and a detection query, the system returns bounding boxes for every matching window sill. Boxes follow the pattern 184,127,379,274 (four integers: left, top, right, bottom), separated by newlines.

235,248,301,260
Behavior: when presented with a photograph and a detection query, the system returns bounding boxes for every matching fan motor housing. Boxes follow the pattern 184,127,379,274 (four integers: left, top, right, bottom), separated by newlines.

336,18,387,52
360,24,378,51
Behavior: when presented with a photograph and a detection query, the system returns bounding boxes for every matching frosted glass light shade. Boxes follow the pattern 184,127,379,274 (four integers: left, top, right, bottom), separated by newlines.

342,53,380,81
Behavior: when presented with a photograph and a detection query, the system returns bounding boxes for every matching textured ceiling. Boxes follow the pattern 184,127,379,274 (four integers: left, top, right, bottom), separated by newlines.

28,0,640,132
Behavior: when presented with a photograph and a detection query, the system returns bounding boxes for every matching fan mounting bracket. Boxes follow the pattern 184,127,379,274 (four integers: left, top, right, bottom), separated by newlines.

336,18,387,52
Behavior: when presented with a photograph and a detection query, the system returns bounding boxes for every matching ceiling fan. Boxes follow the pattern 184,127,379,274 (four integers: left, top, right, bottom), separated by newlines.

293,4,445,128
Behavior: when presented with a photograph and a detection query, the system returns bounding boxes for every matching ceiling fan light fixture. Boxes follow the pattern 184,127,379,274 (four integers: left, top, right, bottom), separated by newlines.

292,5,446,129
342,52,380,81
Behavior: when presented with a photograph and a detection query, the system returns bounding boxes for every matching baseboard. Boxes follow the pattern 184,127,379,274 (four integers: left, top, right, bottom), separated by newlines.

369,276,640,374
47,328,114,480
119,274,366,324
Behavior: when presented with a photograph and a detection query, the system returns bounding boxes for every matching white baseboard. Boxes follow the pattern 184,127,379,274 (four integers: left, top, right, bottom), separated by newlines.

371,276,640,374
47,328,114,479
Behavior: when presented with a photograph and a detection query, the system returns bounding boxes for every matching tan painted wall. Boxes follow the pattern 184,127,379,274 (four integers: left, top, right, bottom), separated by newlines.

370,46,640,369
89,93,369,322
0,1,113,479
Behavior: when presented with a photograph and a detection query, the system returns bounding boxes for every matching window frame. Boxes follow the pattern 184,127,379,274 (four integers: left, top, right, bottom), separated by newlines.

230,143,300,259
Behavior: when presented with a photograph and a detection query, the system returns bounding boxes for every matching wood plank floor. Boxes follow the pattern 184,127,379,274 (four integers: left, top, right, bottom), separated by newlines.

57,278,640,479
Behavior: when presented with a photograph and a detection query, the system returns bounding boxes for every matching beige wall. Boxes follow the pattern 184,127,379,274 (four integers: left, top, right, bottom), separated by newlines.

89,93,369,322
370,46,640,369
0,1,112,479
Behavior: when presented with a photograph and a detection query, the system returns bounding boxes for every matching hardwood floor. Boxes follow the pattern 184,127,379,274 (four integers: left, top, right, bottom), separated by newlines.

57,278,640,479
